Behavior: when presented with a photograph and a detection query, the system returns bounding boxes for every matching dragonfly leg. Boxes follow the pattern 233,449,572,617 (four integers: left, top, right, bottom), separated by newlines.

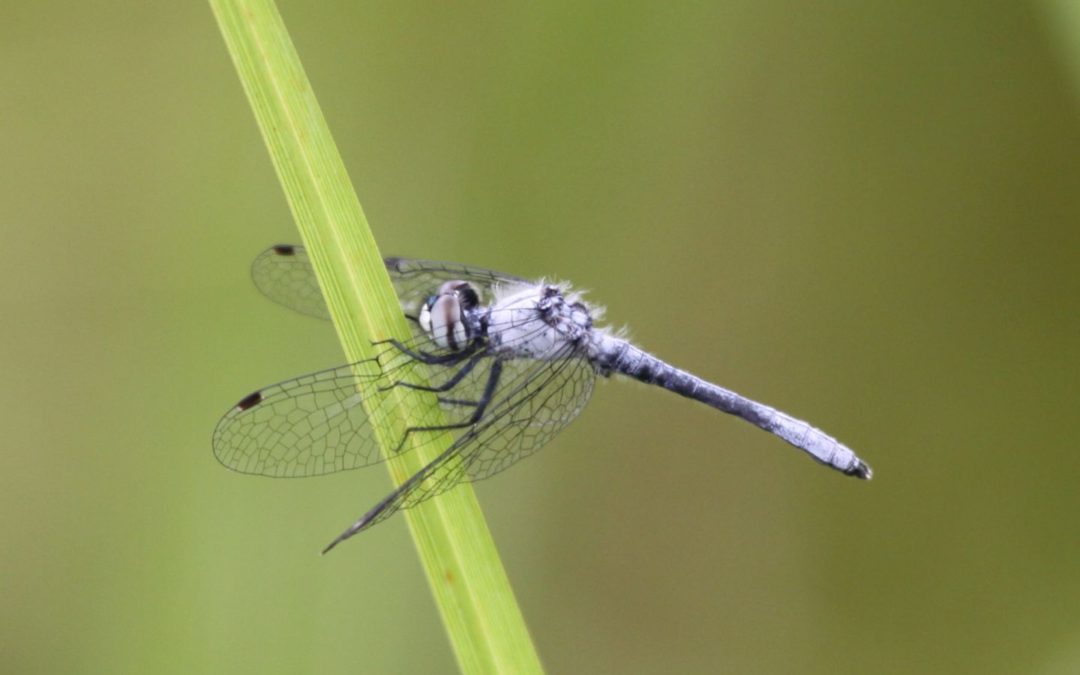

437,396,479,408
376,337,477,365
379,352,484,394
391,360,503,453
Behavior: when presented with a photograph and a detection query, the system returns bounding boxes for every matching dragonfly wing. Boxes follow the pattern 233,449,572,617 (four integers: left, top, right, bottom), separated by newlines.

250,245,331,320
250,245,527,321
460,348,595,482
322,338,596,549
212,333,480,477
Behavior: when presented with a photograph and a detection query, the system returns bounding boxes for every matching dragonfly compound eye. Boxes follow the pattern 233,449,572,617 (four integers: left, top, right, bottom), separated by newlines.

454,283,480,310
426,287,469,351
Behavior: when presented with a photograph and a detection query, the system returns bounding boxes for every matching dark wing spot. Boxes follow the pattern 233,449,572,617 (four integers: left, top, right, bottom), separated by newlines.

236,391,264,411
272,245,296,256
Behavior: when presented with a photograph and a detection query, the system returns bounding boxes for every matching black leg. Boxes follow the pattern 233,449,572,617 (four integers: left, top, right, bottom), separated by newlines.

391,360,504,453
437,397,479,408
380,352,485,394
382,337,477,366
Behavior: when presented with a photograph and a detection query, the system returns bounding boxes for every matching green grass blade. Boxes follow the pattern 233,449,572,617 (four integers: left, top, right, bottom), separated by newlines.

208,2,544,672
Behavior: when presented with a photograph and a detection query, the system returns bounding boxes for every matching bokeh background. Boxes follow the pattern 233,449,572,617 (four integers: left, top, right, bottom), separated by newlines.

3,2,1079,673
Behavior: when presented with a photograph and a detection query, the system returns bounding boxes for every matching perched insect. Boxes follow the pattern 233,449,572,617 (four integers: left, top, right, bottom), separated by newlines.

214,246,871,552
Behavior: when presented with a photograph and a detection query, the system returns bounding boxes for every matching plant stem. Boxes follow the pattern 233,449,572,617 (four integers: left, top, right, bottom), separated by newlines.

208,2,544,672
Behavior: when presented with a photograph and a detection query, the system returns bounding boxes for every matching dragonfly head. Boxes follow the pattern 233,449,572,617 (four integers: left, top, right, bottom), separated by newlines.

418,280,482,351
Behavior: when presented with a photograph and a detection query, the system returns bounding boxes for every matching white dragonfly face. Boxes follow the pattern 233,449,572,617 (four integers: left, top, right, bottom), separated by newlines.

417,280,481,351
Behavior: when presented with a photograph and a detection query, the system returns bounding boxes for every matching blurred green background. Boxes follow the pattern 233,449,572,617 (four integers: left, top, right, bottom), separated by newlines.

3,2,1079,673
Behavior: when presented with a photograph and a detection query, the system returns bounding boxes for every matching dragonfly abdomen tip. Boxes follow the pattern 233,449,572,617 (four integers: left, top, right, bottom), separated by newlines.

847,460,873,480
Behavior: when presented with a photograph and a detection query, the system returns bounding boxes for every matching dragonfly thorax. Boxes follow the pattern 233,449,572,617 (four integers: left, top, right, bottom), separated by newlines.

485,283,595,360
418,280,482,351
536,285,593,339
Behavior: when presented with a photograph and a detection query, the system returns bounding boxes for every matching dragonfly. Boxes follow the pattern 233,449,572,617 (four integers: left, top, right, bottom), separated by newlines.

214,245,872,553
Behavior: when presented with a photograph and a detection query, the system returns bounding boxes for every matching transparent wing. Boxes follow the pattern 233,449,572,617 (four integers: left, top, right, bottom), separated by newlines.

321,339,596,550
250,245,527,321
249,245,331,320
213,308,587,480
213,332,468,478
